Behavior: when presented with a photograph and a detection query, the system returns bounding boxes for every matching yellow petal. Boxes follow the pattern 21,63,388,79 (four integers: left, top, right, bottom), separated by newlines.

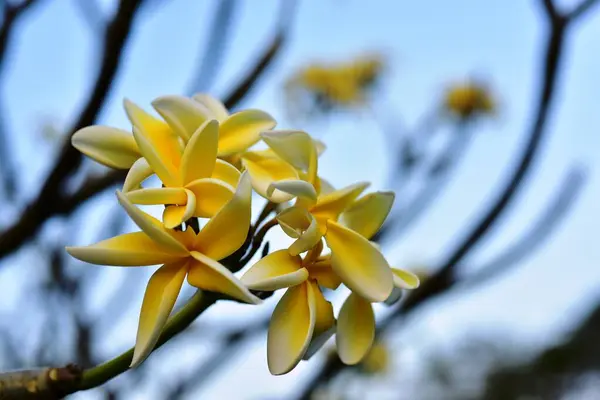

185,178,235,218
325,220,393,302
301,280,336,360
123,157,154,193
116,191,189,256
132,126,179,187
311,182,370,225
187,251,261,304
392,268,420,289
241,250,306,291
341,192,394,240
192,93,229,121
317,177,335,195
66,232,184,266
123,99,182,168
267,282,316,375
260,130,315,171
314,139,327,156
218,109,277,156
160,189,196,229
277,207,322,256
267,179,317,208
151,95,211,142
180,119,219,184
305,259,342,290
126,187,187,205
131,261,188,367
242,151,299,203
71,126,140,169
310,280,335,336
336,293,375,365
193,172,251,260
211,159,241,187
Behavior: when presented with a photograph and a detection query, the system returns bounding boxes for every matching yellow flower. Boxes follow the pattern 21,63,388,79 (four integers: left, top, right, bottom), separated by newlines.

359,341,390,375
71,95,276,227
263,131,396,302
71,93,275,183
284,54,384,116
66,172,261,367
443,81,495,119
241,240,339,375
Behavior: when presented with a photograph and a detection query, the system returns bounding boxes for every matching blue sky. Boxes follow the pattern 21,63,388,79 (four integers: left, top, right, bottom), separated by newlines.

1,0,599,398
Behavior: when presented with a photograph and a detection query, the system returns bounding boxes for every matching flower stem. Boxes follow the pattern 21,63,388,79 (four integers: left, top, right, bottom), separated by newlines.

69,290,220,394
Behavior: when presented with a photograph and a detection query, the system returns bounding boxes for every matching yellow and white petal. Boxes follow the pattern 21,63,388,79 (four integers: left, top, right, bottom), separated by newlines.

314,139,327,156
180,119,219,184
132,126,179,187
126,187,188,206
242,152,299,203
193,172,251,260
192,93,229,121
185,178,235,218
151,95,212,142
123,157,154,193
311,281,335,336
302,281,335,361
324,220,393,302
66,232,184,266
267,179,317,208
241,249,306,291
71,126,140,169
316,177,335,196
267,282,316,375
218,109,277,156
188,251,261,304
211,159,241,187
336,293,375,365
277,207,322,255
340,192,394,240
131,261,188,367
123,99,182,168
116,191,189,256
160,189,196,229
305,259,342,290
392,268,420,289
311,182,370,225
260,130,315,171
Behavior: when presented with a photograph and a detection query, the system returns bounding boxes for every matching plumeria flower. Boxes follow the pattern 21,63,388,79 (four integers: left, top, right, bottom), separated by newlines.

71,94,276,191
66,172,261,367
241,240,340,375
263,131,398,303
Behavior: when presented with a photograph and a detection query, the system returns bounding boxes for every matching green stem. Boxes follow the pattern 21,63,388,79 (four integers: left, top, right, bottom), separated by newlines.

69,290,220,393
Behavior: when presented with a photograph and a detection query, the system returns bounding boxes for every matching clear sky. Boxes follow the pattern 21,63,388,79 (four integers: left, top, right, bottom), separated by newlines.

1,0,599,399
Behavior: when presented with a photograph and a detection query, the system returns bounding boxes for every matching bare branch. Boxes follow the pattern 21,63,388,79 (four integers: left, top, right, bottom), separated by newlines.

186,0,238,94
463,165,586,289
568,0,600,20
0,0,144,260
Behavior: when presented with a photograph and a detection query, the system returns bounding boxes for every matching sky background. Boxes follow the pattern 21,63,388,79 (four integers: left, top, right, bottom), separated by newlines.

0,0,599,399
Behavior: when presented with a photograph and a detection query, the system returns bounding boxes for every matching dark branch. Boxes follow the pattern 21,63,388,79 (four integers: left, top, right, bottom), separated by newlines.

0,0,144,259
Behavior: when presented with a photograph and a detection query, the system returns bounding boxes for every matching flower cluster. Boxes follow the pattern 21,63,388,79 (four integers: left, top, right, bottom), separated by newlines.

443,80,496,120
66,93,419,375
285,54,384,117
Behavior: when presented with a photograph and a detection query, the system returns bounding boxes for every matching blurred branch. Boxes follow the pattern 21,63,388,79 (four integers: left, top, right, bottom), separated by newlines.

72,0,104,33
222,0,296,109
296,0,596,397
186,0,237,94
374,123,474,242
463,165,586,289
0,0,44,199
0,0,144,260
482,296,600,399
0,0,293,262
167,317,270,399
